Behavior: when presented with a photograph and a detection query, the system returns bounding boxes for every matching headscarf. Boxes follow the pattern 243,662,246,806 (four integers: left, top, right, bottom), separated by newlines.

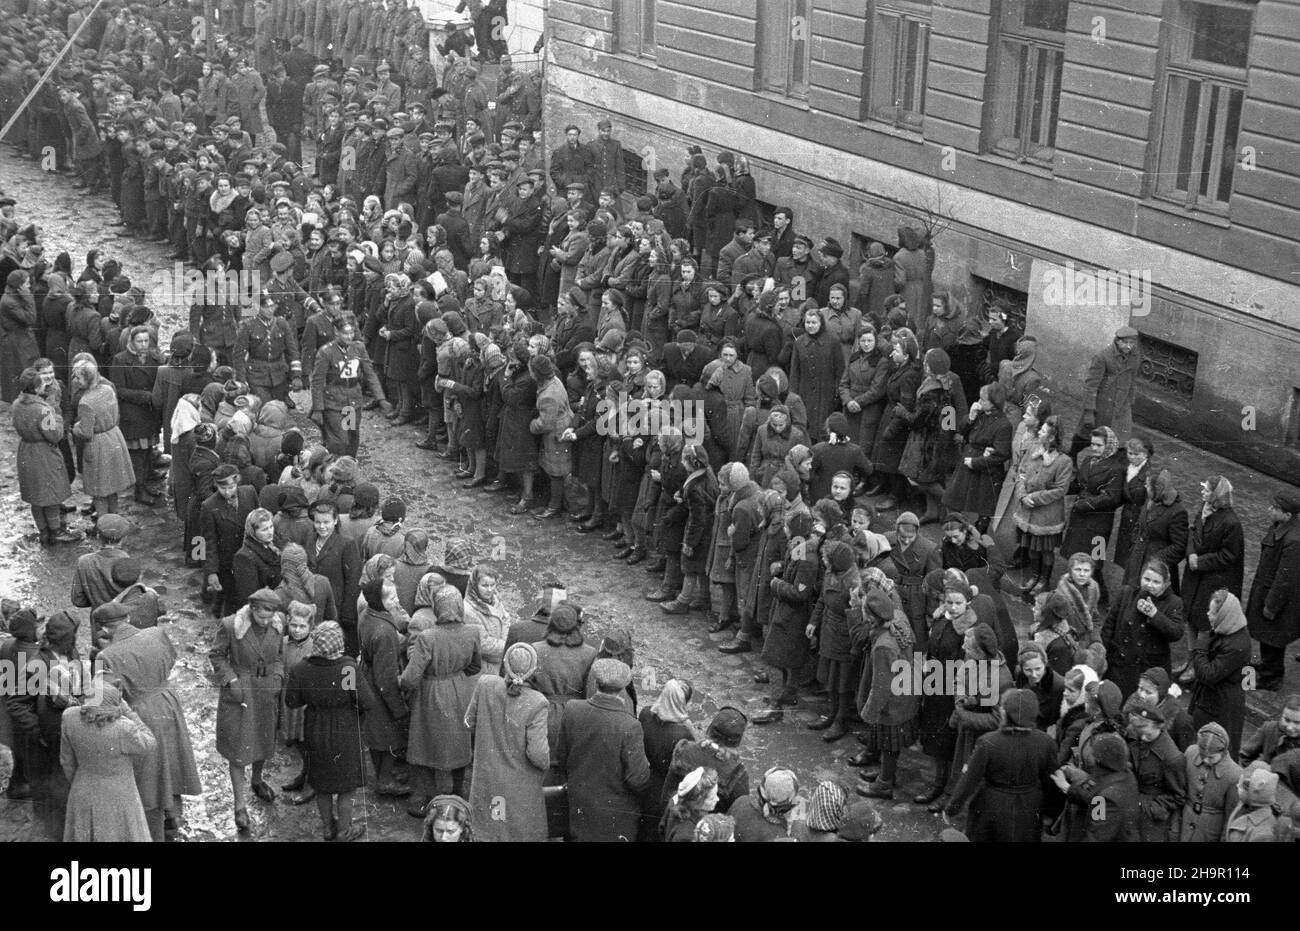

400,528,430,566
1208,591,1247,636
311,621,345,660
650,678,693,725
997,336,1038,393
503,642,538,696
81,681,127,727
278,542,312,602
1060,663,1101,719
434,585,464,624
807,781,849,833
670,766,719,808
170,393,203,443
757,767,800,821
413,572,447,610
784,444,812,477
1201,475,1234,515
1091,425,1119,461
423,795,473,842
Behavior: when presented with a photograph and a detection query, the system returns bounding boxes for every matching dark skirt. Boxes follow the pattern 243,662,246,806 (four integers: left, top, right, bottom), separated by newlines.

917,694,957,759
860,718,919,755
1018,529,1062,553
817,656,857,694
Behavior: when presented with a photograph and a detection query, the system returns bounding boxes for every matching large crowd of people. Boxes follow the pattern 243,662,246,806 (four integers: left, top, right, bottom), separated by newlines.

1,0,1299,844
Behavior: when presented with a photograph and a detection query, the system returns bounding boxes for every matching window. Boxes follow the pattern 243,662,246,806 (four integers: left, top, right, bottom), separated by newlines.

988,0,1068,164
758,0,813,99
866,1,932,130
615,0,657,59
1137,333,1198,401
622,148,648,197
1154,1,1253,211
975,277,1029,333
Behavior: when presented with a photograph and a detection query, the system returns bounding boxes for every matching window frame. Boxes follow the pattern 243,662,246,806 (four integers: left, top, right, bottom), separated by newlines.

614,0,658,61
865,1,933,131
986,0,1069,166
758,0,813,101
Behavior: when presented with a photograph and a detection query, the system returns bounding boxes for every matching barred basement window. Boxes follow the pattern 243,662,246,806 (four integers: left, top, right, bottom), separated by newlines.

1137,334,1198,401
622,148,647,197
975,277,1028,333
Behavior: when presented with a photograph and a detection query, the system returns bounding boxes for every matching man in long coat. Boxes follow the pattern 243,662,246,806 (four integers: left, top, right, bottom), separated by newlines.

1245,492,1300,691
496,176,545,289
1075,325,1141,454
200,464,259,618
554,659,651,842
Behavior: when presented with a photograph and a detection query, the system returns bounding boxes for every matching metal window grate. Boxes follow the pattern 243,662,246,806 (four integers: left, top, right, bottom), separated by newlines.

975,277,1028,333
1137,333,1198,401
622,147,647,197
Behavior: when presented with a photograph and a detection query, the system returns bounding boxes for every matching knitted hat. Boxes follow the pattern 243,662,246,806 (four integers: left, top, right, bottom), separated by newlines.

1092,733,1129,773
1139,667,1172,699
381,497,406,522
924,348,951,376
895,511,920,529
546,604,584,647
1001,689,1039,728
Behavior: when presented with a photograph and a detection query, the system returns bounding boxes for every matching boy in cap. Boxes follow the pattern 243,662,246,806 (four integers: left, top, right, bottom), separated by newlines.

200,463,260,617
70,514,133,611
663,706,751,814
1124,697,1187,841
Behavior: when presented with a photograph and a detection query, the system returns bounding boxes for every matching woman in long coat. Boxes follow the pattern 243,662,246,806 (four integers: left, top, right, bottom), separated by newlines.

70,357,135,516
1060,426,1124,600
60,683,157,842
1122,468,1188,595
760,512,818,708
1189,591,1251,759
788,308,844,444
866,328,922,511
210,588,284,833
944,382,1013,529
530,355,573,517
466,641,551,842
401,584,482,812
1180,476,1244,650
463,565,510,676
567,352,607,525
1113,437,1152,570
893,225,933,326
285,621,369,841
493,350,539,511
899,347,964,523
913,580,979,808
1012,416,1074,600
446,337,489,485
531,604,599,761
854,580,920,798
12,368,76,543
1,269,39,403
231,508,283,613
637,678,696,841
838,324,887,455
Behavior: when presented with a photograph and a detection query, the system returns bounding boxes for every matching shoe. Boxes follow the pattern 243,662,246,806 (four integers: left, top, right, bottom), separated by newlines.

568,511,591,523
718,638,752,654
484,481,508,493
857,780,895,800
806,715,834,731
533,507,563,520
508,500,531,515
576,516,602,534
406,796,429,818
753,671,770,685
60,503,76,514
374,781,411,797
1177,666,1196,686
52,529,84,544
601,528,623,541
822,722,847,742
454,468,472,478
708,616,737,634
750,709,784,725
912,784,945,806
645,557,666,573
395,413,422,426
322,818,338,842
659,600,691,615
415,438,438,450
234,808,250,833
644,589,675,603
613,546,633,560
251,781,276,803
463,476,487,489
846,749,880,768
1019,575,1043,600
152,453,172,467
437,450,458,460
625,548,647,566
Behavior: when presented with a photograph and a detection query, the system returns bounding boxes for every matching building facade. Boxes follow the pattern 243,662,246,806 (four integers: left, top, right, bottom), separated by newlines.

542,0,1300,482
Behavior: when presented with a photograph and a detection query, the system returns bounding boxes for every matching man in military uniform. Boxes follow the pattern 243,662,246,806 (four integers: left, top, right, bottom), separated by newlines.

301,64,340,150
586,118,624,197
232,291,302,403
661,706,750,814
311,317,390,457
264,251,321,333
1125,702,1188,842
188,256,243,366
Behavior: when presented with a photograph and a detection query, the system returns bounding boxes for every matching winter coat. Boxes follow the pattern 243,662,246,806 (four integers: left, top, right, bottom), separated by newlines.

946,725,1058,842
495,368,539,474
1189,603,1251,758
1101,586,1184,699
107,349,161,442
1122,491,1188,595
748,421,809,488
1013,450,1073,537
893,234,933,326
531,374,574,477
466,675,550,842
0,284,39,402
838,348,887,451
499,193,545,275
71,381,135,496
945,409,1013,519
899,377,961,486
86,625,188,818
12,391,72,507
400,620,481,771
1064,768,1140,842
556,692,652,842
60,706,156,842
1181,507,1244,633
1179,745,1241,842
762,548,817,670
1113,462,1150,568
789,326,844,443
210,612,284,765
1061,450,1124,558
1245,514,1300,648
231,538,283,612
867,359,921,475
1080,342,1142,438
1130,730,1187,842
855,620,920,727
357,606,409,751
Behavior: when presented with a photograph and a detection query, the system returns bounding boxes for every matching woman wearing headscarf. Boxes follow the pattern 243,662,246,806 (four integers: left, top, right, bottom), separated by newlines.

463,566,510,676
357,572,411,796
839,326,890,473
1,268,39,403
493,345,540,514
284,621,368,841
1122,468,1188,596
645,428,690,604
898,347,965,525
727,766,808,842
12,368,78,544
1177,477,1244,678
948,622,1014,780
993,396,1049,550
662,444,719,616
747,403,809,489
945,382,1013,532
854,580,919,800
70,356,136,519
1012,415,1074,600
465,641,551,842
531,603,598,761
277,541,338,624
530,353,574,518
806,540,860,741
231,508,282,613
752,510,820,721
1052,664,1101,760
661,766,720,842
390,529,431,615
1189,590,1251,758
210,588,286,834
1061,425,1125,606
108,324,163,506
401,582,482,816
637,678,696,841
447,333,491,486
59,681,157,843
866,327,922,512
997,335,1043,425
1179,722,1242,842
789,306,844,444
